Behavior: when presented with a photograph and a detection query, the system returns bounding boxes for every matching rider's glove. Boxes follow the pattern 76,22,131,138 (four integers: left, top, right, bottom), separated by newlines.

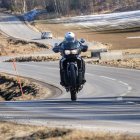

81,45,88,52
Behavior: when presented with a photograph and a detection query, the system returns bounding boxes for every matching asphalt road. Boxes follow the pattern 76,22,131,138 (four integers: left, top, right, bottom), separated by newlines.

0,62,140,134
0,12,60,46
0,11,140,134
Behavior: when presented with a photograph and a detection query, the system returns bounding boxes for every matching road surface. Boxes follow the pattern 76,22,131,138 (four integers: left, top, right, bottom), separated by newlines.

0,12,60,46
0,62,140,134
0,11,140,134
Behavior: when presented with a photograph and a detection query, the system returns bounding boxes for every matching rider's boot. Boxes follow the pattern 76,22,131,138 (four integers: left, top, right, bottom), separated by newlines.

82,59,86,84
60,70,65,86
82,71,86,84
82,73,86,84
78,69,86,85
82,78,86,84
60,70,69,87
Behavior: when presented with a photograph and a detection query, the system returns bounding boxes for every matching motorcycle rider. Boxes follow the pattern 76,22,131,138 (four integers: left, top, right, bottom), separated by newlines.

53,32,88,87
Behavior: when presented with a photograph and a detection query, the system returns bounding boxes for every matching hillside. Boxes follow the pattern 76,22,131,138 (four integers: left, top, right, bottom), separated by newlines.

0,0,140,17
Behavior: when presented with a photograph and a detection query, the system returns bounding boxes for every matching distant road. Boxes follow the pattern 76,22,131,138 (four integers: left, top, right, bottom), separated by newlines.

0,13,60,46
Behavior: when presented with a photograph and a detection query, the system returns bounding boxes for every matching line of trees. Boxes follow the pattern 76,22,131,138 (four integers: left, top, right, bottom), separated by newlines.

0,0,139,15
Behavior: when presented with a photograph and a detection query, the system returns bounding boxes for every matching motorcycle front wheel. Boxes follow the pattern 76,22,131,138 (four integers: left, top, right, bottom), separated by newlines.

69,64,77,88
70,90,77,101
69,64,77,101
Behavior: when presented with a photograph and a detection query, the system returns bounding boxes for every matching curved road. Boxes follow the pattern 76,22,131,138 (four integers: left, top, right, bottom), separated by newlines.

0,12,60,46
0,12,140,134
0,62,140,133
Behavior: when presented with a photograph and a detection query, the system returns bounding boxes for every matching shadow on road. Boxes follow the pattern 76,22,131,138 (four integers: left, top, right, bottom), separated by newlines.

32,38,42,40
1,96,140,121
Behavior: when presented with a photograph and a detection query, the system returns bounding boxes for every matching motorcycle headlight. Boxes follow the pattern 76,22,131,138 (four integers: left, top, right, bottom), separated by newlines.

71,49,78,54
65,50,71,55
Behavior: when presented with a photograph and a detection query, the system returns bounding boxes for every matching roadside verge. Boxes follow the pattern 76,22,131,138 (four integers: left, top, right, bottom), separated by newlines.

0,73,62,101
0,121,139,140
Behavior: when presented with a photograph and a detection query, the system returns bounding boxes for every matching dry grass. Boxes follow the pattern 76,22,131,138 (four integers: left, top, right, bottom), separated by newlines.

0,122,69,140
34,23,140,50
5,51,140,70
122,49,140,55
5,54,60,62
0,121,139,140
87,58,140,70
0,73,51,101
5,51,91,62
0,33,48,56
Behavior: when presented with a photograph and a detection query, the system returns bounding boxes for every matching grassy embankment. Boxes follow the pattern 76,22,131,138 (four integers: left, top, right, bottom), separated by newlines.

0,33,48,56
0,122,140,140
0,73,51,101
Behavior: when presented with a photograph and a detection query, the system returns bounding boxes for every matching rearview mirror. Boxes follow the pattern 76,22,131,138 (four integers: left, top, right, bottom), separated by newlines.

80,38,85,44
54,43,58,47
53,43,59,53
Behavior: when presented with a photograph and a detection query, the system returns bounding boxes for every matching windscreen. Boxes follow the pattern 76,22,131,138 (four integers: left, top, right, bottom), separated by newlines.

63,41,80,50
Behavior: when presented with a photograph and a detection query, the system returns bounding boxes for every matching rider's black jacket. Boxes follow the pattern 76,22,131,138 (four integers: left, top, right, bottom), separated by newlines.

53,40,88,86
53,40,88,56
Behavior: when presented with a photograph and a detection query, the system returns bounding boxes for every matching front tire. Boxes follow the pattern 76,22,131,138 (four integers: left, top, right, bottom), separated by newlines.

69,64,77,88
69,64,77,101
71,90,77,101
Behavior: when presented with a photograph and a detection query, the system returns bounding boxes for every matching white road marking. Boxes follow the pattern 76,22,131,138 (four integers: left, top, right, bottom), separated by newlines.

100,76,116,81
127,36,140,39
118,81,129,86
2,116,14,119
99,77,132,96
86,73,96,76
117,97,123,101
87,63,140,72
126,101,135,104
121,93,127,96
128,86,132,91
120,85,132,96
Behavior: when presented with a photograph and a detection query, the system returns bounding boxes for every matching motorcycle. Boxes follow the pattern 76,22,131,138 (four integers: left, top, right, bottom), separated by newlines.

53,39,87,101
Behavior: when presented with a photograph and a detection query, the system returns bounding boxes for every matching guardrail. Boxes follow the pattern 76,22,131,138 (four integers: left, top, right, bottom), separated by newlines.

100,51,123,61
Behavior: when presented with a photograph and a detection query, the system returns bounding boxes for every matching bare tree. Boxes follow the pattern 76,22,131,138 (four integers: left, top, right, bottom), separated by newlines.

22,0,26,13
1,0,139,15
